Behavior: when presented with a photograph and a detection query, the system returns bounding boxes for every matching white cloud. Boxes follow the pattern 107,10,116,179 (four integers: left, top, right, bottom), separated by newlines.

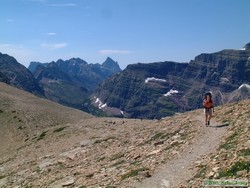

99,49,132,55
41,43,67,50
46,32,56,36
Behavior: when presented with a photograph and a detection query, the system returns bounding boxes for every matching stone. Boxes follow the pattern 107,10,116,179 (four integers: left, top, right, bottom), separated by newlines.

244,140,250,148
161,179,170,188
80,140,92,147
147,149,162,156
57,159,66,163
172,150,180,155
172,135,181,140
195,160,202,167
212,167,220,172
236,170,247,176
207,171,215,178
39,158,55,169
61,176,75,186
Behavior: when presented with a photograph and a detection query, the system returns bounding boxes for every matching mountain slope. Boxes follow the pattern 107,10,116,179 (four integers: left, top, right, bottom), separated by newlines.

31,57,121,108
92,43,250,119
0,82,249,187
0,53,43,96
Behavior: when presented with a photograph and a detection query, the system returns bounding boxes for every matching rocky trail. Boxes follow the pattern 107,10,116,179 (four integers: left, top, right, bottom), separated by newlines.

1,83,249,188
131,114,229,188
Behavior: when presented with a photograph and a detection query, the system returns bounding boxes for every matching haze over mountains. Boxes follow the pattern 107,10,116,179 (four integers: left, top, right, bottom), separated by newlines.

0,43,250,119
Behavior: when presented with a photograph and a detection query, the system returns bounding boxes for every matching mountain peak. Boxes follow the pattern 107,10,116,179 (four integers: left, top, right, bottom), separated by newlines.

244,42,250,50
102,57,121,72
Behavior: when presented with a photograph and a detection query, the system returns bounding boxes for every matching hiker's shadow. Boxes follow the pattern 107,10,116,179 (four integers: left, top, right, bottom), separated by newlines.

209,122,230,128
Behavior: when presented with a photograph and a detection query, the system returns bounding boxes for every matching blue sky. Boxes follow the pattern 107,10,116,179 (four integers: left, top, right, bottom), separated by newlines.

1,0,250,69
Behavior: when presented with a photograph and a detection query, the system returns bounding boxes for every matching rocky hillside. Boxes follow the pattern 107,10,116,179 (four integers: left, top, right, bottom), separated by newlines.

93,43,250,119
0,82,249,187
0,53,43,96
31,57,121,108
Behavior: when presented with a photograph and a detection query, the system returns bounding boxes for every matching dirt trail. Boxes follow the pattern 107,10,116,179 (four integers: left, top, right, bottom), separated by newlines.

131,113,228,188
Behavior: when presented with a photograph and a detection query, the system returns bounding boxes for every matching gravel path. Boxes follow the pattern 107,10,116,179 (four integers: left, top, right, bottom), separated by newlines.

131,113,228,188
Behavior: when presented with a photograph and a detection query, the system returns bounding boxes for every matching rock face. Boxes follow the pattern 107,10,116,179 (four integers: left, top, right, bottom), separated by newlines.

31,57,122,108
0,53,43,96
93,43,250,119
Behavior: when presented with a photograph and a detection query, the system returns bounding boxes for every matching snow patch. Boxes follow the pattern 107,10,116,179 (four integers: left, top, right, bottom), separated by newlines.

238,84,250,90
94,97,107,109
120,110,124,115
145,77,167,83
239,48,246,51
164,89,179,97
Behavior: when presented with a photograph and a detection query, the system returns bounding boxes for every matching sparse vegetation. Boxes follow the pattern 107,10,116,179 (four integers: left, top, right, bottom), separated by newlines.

53,126,67,133
94,136,117,144
37,131,47,140
1,82,250,187
110,153,125,161
120,167,149,180
0,175,7,179
218,161,250,178
239,148,250,156
111,160,125,167
194,165,207,178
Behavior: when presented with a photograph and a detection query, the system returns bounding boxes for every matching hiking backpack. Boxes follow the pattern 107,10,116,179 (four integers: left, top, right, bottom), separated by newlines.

203,92,213,108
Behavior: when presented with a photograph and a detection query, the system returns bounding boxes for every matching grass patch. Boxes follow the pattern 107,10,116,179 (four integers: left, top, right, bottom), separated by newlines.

53,126,67,133
111,160,125,167
0,175,7,179
226,131,238,142
194,165,207,178
94,136,117,144
218,161,250,178
219,142,236,150
219,131,239,150
144,130,179,145
37,131,48,140
0,109,3,113
239,148,250,156
151,132,164,140
110,153,125,161
120,167,149,180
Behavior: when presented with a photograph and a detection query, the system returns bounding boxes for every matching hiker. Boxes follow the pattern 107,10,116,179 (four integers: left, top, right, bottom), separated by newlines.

203,92,214,126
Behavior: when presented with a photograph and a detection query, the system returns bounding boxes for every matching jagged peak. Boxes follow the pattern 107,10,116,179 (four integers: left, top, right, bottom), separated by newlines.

102,57,121,72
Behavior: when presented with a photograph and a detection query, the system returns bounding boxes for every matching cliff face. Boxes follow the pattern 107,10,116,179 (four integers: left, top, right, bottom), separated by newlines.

93,44,250,119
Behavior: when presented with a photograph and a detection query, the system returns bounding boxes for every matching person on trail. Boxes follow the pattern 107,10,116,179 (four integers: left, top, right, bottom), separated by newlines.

203,92,214,126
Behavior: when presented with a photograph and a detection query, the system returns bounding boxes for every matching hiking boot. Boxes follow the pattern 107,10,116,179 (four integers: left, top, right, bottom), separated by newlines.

208,121,210,126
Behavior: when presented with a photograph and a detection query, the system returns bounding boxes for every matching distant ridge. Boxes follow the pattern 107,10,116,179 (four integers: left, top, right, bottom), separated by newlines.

92,43,250,119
